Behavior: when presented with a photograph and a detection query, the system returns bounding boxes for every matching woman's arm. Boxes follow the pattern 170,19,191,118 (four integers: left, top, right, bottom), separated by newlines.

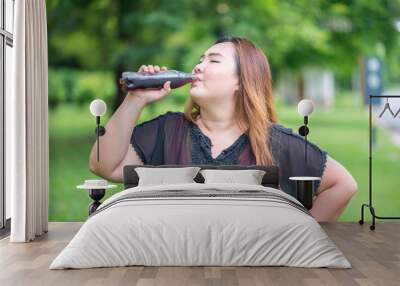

89,65,171,182
89,95,147,180
309,155,358,222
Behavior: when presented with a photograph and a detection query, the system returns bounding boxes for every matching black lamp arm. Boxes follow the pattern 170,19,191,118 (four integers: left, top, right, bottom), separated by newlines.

94,116,106,162
95,116,106,136
298,116,309,165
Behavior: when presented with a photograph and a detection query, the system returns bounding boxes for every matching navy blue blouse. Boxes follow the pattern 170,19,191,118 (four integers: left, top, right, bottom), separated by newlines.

131,111,328,198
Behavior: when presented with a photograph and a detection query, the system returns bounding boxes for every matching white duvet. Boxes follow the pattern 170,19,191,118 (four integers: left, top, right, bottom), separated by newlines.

49,183,351,269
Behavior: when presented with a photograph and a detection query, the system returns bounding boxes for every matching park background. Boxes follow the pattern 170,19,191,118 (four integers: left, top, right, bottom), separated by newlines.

46,0,400,222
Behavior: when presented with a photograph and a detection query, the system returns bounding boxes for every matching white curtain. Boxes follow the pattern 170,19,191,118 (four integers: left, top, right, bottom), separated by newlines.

7,0,49,242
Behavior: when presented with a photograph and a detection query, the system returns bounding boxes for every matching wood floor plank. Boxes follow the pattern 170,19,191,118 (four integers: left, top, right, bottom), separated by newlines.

0,222,399,286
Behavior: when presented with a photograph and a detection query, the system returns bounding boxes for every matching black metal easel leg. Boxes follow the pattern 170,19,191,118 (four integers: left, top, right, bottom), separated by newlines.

370,206,376,231
359,203,375,230
359,204,365,225
360,202,400,230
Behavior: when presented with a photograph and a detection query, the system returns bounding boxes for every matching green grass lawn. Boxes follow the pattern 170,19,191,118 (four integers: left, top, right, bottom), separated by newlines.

49,91,400,222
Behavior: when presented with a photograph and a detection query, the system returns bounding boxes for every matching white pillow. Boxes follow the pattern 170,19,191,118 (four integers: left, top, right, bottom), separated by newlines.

135,167,201,186
200,169,266,185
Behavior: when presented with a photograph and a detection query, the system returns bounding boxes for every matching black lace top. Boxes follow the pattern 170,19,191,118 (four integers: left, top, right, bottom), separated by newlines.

189,121,248,165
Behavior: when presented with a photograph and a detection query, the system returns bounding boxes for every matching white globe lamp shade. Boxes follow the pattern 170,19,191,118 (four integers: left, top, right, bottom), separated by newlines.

90,99,107,117
298,99,314,116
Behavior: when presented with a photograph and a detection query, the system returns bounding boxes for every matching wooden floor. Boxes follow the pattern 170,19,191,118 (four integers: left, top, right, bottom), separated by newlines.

0,222,399,286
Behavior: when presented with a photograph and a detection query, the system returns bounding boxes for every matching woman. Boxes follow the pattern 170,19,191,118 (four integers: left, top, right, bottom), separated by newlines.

89,36,358,222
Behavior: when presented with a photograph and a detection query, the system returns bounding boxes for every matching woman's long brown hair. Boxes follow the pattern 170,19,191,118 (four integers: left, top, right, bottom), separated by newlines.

183,36,278,165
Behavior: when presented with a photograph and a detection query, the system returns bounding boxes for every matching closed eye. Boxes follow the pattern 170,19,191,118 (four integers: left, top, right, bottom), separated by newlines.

198,60,220,63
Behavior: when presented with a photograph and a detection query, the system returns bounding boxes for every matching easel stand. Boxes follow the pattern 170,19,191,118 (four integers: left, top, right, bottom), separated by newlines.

359,95,400,230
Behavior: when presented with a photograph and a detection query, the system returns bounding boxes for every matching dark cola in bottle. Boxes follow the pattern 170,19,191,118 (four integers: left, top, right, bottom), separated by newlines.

119,70,197,91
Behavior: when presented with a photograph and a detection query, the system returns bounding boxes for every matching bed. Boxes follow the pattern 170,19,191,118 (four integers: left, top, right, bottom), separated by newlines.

49,164,351,269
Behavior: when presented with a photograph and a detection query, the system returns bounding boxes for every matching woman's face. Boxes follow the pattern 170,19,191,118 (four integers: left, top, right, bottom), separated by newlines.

189,42,239,105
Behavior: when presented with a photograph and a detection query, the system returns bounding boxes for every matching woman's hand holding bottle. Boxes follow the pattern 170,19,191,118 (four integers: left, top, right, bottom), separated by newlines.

126,65,171,105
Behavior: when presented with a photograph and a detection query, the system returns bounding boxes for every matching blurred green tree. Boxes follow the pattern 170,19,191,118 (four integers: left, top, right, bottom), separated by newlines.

46,0,400,109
